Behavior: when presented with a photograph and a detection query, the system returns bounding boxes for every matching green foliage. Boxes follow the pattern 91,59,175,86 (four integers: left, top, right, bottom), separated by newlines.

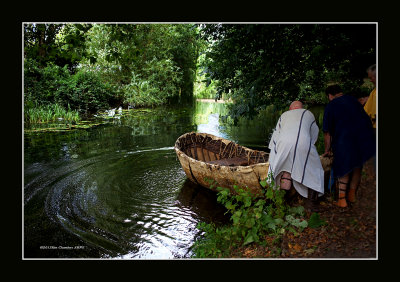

193,48,219,99
316,128,325,155
193,72,217,99
82,24,201,106
25,23,203,118
191,173,309,258
24,58,117,116
199,24,376,122
24,58,70,105
55,69,117,115
24,23,92,71
24,102,80,123
308,212,327,228
123,57,181,107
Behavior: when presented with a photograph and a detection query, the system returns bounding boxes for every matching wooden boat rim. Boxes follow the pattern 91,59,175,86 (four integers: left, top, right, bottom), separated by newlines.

174,132,269,168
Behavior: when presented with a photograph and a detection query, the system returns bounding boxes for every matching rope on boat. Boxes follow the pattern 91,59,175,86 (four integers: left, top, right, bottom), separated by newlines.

234,144,239,158
238,146,243,156
228,143,234,158
256,152,260,163
221,142,228,157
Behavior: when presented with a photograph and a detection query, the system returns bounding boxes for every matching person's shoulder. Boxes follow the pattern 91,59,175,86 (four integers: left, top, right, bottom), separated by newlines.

341,94,360,103
330,95,349,106
281,110,291,117
344,94,364,107
370,88,376,95
282,108,302,117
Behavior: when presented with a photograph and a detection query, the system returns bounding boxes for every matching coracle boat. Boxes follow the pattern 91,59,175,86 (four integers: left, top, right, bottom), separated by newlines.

174,132,270,195
174,132,333,196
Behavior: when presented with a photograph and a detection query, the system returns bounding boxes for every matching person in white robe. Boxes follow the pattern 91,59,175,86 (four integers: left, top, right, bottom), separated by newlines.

267,101,324,200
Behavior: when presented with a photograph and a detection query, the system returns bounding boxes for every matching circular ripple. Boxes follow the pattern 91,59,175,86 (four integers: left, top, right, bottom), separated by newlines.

25,146,222,258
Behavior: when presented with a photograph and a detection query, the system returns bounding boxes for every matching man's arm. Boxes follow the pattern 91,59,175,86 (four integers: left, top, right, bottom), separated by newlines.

322,131,332,157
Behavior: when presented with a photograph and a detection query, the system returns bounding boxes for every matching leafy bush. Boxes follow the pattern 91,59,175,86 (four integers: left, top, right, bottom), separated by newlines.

193,71,217,99
55,69,117,115
123,57,181,107
24,58,118,116
191,174,309,258
308,212,327,228
24,59,70,105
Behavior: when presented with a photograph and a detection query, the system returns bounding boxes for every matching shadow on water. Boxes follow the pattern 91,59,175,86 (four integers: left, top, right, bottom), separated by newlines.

176,179,229,225
23,100,324,259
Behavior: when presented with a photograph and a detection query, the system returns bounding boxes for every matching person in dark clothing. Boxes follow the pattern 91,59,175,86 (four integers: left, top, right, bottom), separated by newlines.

322,85,376,207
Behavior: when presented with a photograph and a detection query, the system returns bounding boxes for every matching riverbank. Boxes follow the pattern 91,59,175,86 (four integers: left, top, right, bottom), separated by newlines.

229,159,376,258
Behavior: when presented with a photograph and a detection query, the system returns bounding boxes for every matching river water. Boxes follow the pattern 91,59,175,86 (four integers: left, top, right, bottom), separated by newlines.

23,100,324,259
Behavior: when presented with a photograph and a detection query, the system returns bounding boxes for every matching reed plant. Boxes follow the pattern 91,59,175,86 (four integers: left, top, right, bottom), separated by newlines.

25,103,80,123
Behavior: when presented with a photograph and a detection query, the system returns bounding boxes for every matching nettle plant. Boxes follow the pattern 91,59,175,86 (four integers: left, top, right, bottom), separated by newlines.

192,173,309,258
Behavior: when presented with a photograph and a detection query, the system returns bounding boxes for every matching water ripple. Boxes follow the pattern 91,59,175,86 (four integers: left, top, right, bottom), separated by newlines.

24,145,226,258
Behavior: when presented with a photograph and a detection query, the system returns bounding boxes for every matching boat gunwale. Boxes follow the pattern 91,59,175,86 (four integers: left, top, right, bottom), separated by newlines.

174,132,269,169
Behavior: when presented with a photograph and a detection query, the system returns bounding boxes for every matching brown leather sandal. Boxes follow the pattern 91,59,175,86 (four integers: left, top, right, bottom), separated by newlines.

281,177,292,182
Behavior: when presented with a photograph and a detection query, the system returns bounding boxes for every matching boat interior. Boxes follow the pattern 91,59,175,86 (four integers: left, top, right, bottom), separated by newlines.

175,132,269,167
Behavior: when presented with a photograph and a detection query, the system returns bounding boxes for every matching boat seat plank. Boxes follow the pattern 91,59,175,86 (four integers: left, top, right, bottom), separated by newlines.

209,152,216,161
196,147,204,161
203,148,211,162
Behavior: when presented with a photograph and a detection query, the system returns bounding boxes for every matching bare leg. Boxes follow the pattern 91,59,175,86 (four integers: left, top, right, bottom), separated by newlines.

348,167,361,203
336,174,349,208
280,171,292,190
306,188,319,212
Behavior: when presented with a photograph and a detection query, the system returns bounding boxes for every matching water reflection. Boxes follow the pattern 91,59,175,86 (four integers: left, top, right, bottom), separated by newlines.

197,113,227,138
114,179,229,259
194,101,280,150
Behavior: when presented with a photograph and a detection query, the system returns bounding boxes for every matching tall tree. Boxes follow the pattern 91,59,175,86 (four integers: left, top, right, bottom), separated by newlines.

200,24,376,121
24,23,92,71
84,24,201,104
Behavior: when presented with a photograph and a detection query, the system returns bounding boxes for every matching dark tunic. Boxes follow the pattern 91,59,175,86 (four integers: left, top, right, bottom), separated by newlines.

323,95,376,178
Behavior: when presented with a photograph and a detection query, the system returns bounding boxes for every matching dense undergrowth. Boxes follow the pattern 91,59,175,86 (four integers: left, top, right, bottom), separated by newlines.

191,175,326,258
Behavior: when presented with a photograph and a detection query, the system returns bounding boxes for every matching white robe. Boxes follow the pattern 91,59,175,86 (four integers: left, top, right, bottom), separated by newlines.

267,109,324,198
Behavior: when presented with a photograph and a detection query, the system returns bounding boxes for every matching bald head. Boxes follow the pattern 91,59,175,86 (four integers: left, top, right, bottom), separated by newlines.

289,101,303,110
